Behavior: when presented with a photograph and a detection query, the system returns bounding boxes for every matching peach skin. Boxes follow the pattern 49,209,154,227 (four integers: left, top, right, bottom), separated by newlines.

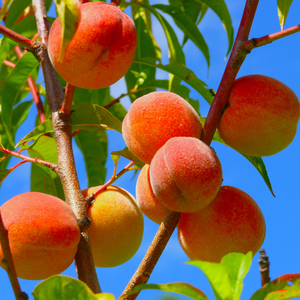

0,192,81,280
178,186,266,263
150,137,223,213
48,2,137,89
122,91,202,164
218,75,300,156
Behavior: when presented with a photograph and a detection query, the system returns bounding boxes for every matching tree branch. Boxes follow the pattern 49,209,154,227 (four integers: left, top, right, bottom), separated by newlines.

61,83,77,115
259,249,270,286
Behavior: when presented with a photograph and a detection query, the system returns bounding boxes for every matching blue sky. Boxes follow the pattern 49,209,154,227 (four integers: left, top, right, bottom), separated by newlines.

1,0,300,299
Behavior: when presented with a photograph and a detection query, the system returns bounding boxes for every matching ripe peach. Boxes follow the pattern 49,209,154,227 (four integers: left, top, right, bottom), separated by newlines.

218,75,300,156
48,2,137,89
122,91,202,164
0,192,81,280
82,186,144,267
136,164,169,224
178,186,266,263
150,137,223,213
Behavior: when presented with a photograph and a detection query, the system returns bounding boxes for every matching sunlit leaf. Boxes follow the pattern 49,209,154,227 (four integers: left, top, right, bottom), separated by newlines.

54,0,81,61
5,0,32,28
0,0,14,22
127,282,208,300
277,0,294,30
111,147,144,169
33,275,115,300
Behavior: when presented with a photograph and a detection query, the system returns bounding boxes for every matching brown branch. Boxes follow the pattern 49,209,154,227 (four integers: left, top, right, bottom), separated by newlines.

32,0,101,293
243,24,300,51
201,0,259,145
0,212,29,300
259,249,270,286
0,24,33,50
120,1,260,299
104,88,137,109
61,83,77,115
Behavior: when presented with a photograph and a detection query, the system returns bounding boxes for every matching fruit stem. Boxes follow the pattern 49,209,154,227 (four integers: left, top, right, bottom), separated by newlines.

258,249,270,286
201,0,259,145
61,83,77,115
243,24,300,51
0,212,29,300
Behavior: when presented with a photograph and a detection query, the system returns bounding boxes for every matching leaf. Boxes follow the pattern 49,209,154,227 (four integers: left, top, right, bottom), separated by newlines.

111,148,145,169
5,0,32,28
54,0,81,61
220,252,252,300
126,282,208,300
133,58,213,105
32,275,115,300
195,0,234,58
0,169,10,185
277,0,294,30
2,52,40,146
188,260,232,300
250,274,300,300
75,130,107,188
0,0,14,22
153,4,210,68
201,117,275,196
12,100,33,136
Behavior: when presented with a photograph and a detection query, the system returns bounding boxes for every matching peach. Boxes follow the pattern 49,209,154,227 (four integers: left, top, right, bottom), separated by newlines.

136,164,169,224
82,186,144,267
178,186,266,263
122,91,202,164
218,75,300,156
48,2,137,89
0,192,81,280
150,137,223,213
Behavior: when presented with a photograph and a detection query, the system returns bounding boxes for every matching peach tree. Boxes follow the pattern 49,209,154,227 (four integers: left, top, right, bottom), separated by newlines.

0,0,299,299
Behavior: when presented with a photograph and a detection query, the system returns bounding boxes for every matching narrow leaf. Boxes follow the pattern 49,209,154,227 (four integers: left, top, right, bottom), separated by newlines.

250,274,300,300
277,0,294,30
5,0,32,28
111,148,145,169
2,52,39,146
127,282,208,300
0,0,14,22
188,260,232,300
33,275,115,300
133,58,213,105
12,100,33,136
54,0,81,61
195,0,234,57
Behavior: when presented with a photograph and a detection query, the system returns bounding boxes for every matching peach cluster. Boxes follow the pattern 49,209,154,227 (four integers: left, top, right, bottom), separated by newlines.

0,192,81,280
48,2,137,89
124,89,267,262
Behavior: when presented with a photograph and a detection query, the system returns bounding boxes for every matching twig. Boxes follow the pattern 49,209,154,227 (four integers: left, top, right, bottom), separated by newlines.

120,0,260,299
32,0,101,293
259,249,270,286
0,212,29,300
244,24,300,51
61,83,77,115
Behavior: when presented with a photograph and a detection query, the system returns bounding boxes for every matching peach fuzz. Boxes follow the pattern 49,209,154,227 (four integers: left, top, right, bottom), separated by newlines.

122,91,202,164
178,186,266,263
48,2,137,89
150,137,223,213
0,192,81,280
136,164,169,224
83,186,144,267
218,75,300,157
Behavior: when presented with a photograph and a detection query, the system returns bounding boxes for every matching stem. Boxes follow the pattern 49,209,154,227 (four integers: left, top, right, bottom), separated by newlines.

243,24,300,51
104,88,137,109
120,0,260,298
0,212,29,300
201,0,259,145
258,249,270,286
0,24,33,50
32,0,101,293
61,83,76,115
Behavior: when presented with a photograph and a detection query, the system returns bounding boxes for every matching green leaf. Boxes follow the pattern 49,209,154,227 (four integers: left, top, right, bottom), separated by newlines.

2,52,39,146
201,117,274,196
277,0,294,30
133,58,213,105
0,169,10,185
5,0,32,28
32,275,115,300
111,147,145,169
250,274,300,300
195,0,234,58
75,130,107,188
188,260,232,300
220,252,252,300
0,0,14,22
153,4,210,68
12,100,33,137
54,0,81,61
127,282,208,300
